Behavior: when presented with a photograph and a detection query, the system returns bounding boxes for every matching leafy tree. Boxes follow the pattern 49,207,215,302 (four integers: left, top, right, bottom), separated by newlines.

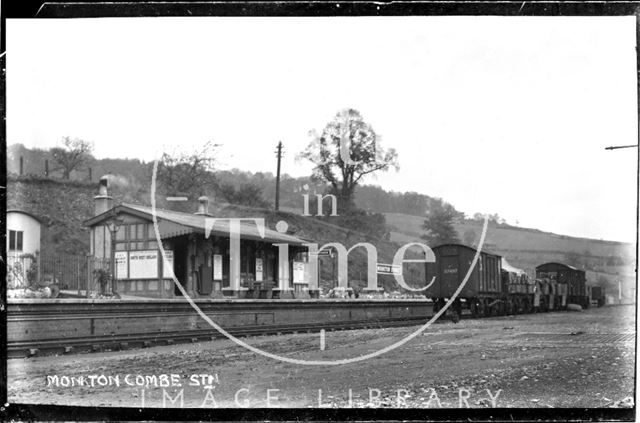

422,201,461,247
50,136,94,179
472,212,506,225
156,141,218,198
298,108,399,212
597,275,610,287
219,182,270,209
463,228,477,246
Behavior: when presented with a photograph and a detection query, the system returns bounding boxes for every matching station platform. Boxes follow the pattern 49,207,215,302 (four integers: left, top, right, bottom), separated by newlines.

59,290,156,300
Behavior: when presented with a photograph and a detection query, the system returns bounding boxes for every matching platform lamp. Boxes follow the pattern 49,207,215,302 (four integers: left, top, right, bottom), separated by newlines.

105,215,125,296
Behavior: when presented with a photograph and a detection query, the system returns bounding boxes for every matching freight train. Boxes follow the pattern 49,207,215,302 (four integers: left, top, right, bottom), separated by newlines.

424,243,604,320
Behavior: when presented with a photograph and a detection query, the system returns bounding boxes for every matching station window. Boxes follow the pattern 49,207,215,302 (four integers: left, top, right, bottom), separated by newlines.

240,243,255,278
139,224,147,240
115,225,127,241
114,222,157,250
8,230,23,251
294,251,309,262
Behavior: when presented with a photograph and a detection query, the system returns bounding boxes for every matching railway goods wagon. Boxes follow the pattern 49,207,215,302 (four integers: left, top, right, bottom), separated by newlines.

534,278,564,311
500,259,536,314
536,262,588,309
591,286,606,307
425,244,502,318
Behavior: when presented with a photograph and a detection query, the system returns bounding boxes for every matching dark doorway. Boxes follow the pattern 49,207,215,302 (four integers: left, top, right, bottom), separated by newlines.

173,236,189,296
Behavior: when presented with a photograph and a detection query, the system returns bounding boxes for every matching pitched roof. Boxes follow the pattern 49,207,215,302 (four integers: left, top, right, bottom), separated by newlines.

84,203,310,246
535,262,583,272
7,209,42,224
433,243,502,258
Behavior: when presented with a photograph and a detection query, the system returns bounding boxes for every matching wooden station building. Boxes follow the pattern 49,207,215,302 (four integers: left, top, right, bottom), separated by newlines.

84,178,314,299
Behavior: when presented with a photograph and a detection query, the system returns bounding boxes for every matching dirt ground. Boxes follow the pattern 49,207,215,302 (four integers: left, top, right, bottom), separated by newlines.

7,304,636,410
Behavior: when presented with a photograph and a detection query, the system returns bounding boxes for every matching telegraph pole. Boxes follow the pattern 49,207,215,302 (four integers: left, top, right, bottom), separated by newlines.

275,141,283,211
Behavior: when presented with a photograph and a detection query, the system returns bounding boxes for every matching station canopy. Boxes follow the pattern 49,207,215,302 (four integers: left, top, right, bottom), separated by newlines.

85,203,310,246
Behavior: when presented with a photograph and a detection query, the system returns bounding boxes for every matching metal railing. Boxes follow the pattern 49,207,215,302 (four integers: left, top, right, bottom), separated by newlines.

6,252,110,295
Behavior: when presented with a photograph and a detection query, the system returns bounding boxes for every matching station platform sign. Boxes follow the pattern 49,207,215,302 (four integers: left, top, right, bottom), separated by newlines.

376,263,401,275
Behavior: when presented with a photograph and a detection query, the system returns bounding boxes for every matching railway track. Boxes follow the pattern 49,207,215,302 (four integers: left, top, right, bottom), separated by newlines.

8,298,587,359
8,315,429,359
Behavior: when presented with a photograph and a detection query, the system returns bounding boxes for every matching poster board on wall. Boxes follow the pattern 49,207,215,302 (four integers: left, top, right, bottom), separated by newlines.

162,250,174,278
293,261,307,284
213,254,223,280
256,258,263,282
129,250,158,279
115,251,128,279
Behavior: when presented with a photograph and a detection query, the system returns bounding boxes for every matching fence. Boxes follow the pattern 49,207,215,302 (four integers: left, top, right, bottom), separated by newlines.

6,252,110,295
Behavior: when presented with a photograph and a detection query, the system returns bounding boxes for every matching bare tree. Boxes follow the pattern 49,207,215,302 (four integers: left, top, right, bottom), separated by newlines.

50,136,94,179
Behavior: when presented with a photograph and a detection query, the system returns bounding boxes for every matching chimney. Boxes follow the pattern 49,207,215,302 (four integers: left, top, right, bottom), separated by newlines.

94,175,113,215
195,195,210,216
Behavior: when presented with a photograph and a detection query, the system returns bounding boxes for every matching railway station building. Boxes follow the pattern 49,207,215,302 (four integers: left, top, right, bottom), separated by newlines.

84,178,314,299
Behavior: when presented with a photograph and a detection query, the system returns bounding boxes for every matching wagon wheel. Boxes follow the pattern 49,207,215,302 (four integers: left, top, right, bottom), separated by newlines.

483,300,493,317
478,300,486,318
432,298,441,315
470,300,479,318
489,301,498,317
453,300,463,321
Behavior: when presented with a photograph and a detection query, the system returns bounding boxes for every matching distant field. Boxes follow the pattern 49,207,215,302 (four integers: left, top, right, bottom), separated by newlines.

385,212,632,257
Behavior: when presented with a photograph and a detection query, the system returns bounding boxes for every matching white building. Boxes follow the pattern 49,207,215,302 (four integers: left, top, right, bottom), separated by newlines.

7,209,42,256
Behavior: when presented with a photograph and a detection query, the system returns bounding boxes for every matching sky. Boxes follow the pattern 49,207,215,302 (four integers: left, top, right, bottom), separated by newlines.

6,16,638,243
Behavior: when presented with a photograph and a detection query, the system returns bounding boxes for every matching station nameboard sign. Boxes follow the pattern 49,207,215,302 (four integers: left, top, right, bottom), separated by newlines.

376,263,401,275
